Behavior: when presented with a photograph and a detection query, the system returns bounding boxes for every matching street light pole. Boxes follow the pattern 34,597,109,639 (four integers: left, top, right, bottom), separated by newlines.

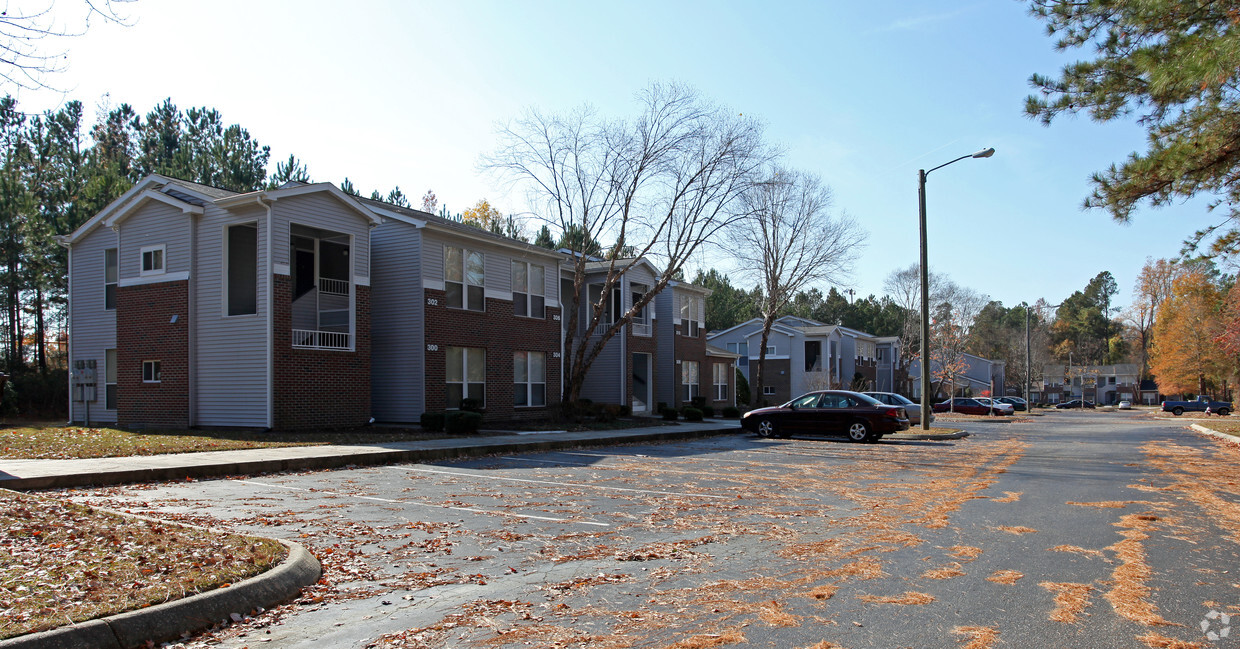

918,147,994,431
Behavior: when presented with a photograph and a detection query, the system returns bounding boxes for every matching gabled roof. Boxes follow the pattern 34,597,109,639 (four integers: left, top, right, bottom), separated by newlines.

706,344,741,359
361,195,563,261
216,182,382,226
580,257,663,279
62,175,188,245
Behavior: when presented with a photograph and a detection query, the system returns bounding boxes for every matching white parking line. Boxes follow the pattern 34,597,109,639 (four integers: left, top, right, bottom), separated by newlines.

498,455,764,480
387,466,731,499
234,480,609,527
562,451,759,465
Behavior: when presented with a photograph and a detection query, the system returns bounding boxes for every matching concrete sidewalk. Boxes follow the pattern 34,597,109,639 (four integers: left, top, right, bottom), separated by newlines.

0,421,745,491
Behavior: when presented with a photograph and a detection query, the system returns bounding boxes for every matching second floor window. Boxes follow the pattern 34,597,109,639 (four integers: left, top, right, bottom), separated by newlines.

512,261,545,318
680,296,700,337
140,245,165,275
104,248,117,310
588,284,622,326
445,246,484,311
227,224,258,316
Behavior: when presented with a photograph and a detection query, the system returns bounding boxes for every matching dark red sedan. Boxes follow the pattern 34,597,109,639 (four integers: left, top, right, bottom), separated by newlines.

742,390,910,442
933,397,1011,416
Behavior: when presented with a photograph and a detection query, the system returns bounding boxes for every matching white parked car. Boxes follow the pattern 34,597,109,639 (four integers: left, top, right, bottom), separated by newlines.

1118,400,1133,410
863,391,936,426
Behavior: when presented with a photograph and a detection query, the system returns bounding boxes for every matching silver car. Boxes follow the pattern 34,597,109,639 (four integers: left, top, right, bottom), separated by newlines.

974,398,1015,416
864,391,936,426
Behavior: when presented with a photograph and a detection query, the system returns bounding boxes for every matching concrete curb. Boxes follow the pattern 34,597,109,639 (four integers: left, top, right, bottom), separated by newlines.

0,539,320,649
0,426,742,492
887,431,970,441
1189,423,1240,446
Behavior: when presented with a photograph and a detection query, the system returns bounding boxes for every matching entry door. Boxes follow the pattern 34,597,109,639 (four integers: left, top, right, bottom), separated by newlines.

632,353,651,412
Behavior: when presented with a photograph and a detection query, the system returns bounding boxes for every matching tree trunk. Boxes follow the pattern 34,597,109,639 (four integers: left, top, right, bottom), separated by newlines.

752,314,776,407
35,286,46,371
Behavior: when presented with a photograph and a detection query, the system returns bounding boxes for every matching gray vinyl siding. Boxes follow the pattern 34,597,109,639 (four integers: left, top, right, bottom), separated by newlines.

194,203,270,427
118,201,190,279
68,227,118,423
579,341,624,404
272,193,371,279
370,221,425,422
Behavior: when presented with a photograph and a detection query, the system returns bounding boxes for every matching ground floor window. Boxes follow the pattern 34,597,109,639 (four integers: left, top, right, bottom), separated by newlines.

514,351,546,407
713,362,728,401
446,346,485,408
764,385,776,396
682,361,699,402
142,360,161,383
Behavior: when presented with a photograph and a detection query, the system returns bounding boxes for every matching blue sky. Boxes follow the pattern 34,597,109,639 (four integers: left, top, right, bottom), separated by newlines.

13,0,1222,313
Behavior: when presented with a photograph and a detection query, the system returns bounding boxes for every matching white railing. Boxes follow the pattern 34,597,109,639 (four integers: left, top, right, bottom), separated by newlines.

291,329,351,350
632,321,652,337
319,277,349,296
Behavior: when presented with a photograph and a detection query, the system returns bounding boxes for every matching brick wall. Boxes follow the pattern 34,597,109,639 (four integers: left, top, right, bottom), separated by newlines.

673,321,708,409
272,275,371,429
423,289,562,421
759,359,792,405
116,281,189,428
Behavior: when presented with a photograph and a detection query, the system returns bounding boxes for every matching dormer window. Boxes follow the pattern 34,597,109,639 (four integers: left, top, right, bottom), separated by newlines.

140,245,165,276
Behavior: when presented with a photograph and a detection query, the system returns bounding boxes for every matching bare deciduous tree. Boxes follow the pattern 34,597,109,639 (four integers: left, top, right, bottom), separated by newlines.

1,1,134,91
729,167,865,405
487,82,772,411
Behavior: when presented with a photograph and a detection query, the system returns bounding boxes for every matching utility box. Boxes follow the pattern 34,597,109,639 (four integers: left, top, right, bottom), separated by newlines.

72,359,97,402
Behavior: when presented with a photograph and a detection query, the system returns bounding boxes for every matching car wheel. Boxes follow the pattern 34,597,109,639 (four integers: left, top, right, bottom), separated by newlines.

756,419,778,439
1219,407,1230,416
1172,406,1184,416
847,420,871,443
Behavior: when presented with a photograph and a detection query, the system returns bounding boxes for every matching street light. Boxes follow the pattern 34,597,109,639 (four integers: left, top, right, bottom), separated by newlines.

918,147,995,430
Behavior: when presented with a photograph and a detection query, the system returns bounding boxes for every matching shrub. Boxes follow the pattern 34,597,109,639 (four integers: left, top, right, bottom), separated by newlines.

459,398,484,413
656,402,667,413
661,407,679,421
722,406,740,418
681,407,704,421
6,368,68,418
419,411,445,432
619,404,631,417
690,396,707,409
700,405,715,418
445,411,483,435
597,403,623,421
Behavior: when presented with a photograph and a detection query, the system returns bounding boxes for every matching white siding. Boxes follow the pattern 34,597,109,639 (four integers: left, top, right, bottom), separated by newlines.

194,203,269,427
272,193,371,278
68,227,118,423
118,201,190,279
370,221,425,422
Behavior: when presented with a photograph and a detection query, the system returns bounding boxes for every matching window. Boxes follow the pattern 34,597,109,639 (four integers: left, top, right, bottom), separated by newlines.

142,360,161,383
587,284,622,325
680,296,700,337
767,345,776,355
631,283,651,334
511,261,546,318
1108,376,1117,384
713,362,729,401
140,245,165,275
514,351,547,407
877,348,885,361
805,341,822,372
682,361,699,402
445,247,484,311
105,349,117,409
226,224,258,316
104,248,118,310
446,346,485,408
763,385,776,396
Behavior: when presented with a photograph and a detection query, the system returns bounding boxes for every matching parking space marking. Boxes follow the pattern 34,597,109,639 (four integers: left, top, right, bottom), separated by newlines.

234,480,610,527
497,455,761,480
561,451,758,465
388,466,732,499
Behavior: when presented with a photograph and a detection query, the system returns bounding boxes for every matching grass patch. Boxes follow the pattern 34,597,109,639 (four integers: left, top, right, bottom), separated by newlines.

0,489,285,640
1192,420,1240,437
0,424,464,460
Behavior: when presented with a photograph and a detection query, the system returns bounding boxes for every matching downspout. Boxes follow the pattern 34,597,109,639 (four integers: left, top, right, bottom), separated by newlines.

188,210,198,427
58,236,73,423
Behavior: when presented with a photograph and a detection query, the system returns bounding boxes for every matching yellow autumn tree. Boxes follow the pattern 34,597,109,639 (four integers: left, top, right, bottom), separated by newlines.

1148,269,1227,396
462,199,503,232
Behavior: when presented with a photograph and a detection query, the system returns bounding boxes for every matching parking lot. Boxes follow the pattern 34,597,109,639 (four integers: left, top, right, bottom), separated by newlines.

68,412,1240,648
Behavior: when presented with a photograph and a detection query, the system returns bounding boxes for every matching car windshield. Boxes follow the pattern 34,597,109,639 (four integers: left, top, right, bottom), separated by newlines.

880,393,915,405
850,392,883,406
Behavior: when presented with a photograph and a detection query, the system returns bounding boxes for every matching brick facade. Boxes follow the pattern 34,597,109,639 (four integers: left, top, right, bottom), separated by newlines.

672,320,708,409
116,281,189,428
422,289,562,421
759,359,792,405
272,275,372,429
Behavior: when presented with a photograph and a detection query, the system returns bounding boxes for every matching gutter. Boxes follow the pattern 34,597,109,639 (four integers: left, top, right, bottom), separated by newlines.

260,195,274,430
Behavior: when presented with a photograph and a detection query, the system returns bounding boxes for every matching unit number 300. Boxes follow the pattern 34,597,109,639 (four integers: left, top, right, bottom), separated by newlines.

427,344,439,351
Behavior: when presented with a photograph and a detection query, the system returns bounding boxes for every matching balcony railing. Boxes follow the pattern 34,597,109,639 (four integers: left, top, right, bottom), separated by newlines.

319,277,349,296
291,329,351,350
632,321,652,337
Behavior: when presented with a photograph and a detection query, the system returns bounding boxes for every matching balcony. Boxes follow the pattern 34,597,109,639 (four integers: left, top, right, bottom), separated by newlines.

291,329,351,350
290,226,353,351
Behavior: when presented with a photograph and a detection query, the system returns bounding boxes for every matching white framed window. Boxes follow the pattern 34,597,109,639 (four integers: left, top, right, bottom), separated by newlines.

588,284,622,325
226,223,258,316
140,245,166,276
682,360,699,402
514,351,546,407
446,346,485,408
105,348,117,409
630,283,651,335
104,248,118,310
142,360,161,383
767,345,776,355
445,246,485,311
511,261,545,318
680,296,700,337
713,362,729,401
764,385,776,396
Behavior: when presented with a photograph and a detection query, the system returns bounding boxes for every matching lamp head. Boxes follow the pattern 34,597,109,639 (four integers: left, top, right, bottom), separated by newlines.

972,147,996,159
